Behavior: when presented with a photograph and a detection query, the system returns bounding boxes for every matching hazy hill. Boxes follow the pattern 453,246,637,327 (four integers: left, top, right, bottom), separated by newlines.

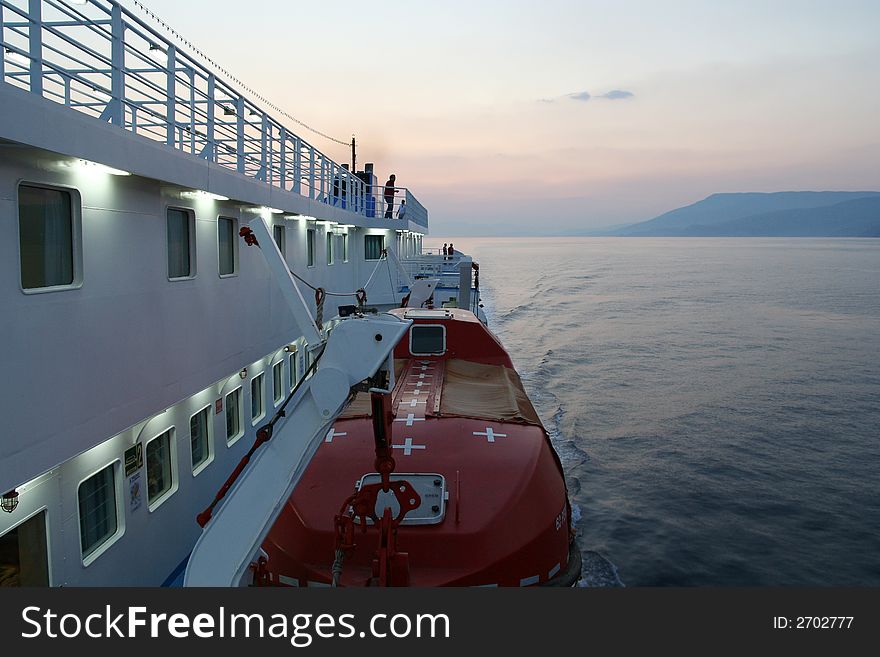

614,191,880,236
684,197,880,237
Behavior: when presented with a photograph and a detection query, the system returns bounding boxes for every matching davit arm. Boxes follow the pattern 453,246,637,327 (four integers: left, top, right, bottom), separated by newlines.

183,218,410,586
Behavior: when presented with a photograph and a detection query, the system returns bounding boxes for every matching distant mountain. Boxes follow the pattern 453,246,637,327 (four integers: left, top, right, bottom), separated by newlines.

688,197,880,237
614,191,880,237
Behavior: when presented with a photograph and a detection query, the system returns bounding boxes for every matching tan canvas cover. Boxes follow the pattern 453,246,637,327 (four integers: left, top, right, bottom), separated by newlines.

339,359,542,427
439,360,542,426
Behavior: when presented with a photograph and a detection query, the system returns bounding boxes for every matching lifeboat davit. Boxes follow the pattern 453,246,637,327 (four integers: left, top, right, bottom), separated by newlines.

258,308,581,587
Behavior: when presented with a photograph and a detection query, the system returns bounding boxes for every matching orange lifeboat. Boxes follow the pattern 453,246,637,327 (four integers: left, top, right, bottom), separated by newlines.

259,308,581,587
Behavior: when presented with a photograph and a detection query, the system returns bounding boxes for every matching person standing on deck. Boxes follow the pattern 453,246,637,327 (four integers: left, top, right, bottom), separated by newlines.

448,243,455,259
442,243,448,258
384,174,396,218
397,199,407,219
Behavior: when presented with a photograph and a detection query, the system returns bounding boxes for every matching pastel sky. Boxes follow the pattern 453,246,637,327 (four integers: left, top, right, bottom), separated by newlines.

137,0,880,235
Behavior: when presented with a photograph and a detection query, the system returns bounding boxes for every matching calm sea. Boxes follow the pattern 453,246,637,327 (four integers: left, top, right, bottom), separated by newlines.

433,237,880,586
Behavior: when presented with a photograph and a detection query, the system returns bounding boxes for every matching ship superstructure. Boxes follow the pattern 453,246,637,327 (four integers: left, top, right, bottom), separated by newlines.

0,0,448,586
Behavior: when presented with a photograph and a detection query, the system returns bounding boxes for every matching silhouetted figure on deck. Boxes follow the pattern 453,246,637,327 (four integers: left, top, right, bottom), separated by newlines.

442,243,448,258
448,243,455,260
384,174,396,218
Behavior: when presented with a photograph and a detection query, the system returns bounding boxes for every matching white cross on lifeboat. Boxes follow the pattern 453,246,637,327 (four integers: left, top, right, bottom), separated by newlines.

394,413,425,427
406,398,427,408
473,427,507,443
418,373,432,379
325,427,348,443
392,437,426,456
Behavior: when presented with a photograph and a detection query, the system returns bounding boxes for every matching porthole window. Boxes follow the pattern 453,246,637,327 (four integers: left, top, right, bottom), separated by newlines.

251,373,264,423
288,352,298,391
167,207,195,279
307,228,315,267
78,464,119,560
146,429,176,508
273,224,286,258
272,361,284,405
365,234,384,261
190,406,213,474
18,183,82,292
218,216,238,276
226,387,243,445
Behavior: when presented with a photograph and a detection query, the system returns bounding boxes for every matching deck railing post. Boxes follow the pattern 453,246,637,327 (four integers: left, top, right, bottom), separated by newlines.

109,2,124,126
236,96,245,173
259,113,268,181
0,3,5,82
205,73,215,160
279,127,287,190
165,45,176,146
308,147,315,199
293,137,302,194
27,0,42,94
188,66,195,152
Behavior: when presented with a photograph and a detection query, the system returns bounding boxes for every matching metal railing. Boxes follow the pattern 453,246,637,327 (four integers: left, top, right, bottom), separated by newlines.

0,0,428,227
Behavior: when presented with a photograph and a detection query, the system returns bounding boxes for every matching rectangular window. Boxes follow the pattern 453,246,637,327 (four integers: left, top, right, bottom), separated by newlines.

190,406,212,473
218,216,237,276
226,388,243,445
273,224,286,258
410,325,447,355
78,464,118,559
327,232,334,265
365,234,384,261
251,373,264,423
342,233,348,262
273,361,284,404
19,184,75,289
146,430,174,506
288,352,298,391
167,208,194,279
307,229,315,267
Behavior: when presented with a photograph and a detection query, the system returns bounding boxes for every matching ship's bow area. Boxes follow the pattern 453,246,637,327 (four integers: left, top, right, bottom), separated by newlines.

262,309,574,587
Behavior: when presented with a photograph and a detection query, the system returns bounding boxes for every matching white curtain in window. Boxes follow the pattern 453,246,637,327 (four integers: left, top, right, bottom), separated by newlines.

19,185,73,288
167,209,191,278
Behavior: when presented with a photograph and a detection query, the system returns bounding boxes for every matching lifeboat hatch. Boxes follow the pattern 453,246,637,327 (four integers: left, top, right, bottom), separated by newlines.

354,473,447,525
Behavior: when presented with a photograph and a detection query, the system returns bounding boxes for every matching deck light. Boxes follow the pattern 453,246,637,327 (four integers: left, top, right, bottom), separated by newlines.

4,48,29,68
184,190,229,201
76,159,131,176
1,490,19,514
261,207,283,214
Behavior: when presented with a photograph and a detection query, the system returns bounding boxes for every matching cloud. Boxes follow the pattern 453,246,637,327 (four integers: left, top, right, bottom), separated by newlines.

539,89,635,104
599,89,634,100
